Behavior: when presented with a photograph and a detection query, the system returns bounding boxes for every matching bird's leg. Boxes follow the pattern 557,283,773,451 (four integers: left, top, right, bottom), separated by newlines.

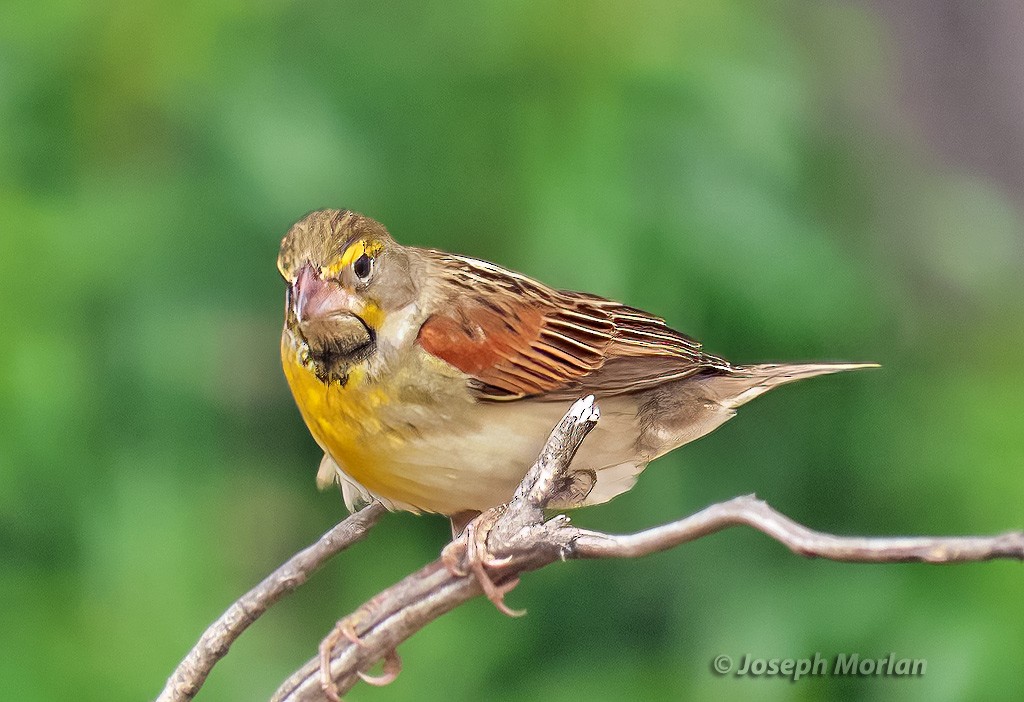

449,509,481,538
441,509,480,577
441,505,525,617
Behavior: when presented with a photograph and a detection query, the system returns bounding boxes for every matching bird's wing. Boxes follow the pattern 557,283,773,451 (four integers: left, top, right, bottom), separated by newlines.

416,253,730,401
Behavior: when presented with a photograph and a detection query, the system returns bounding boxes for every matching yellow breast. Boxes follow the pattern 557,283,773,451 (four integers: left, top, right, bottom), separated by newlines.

281,330,570,513
280,335,401,495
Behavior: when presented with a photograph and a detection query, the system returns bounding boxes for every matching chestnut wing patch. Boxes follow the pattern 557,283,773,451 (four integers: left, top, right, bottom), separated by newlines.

417,253,729,401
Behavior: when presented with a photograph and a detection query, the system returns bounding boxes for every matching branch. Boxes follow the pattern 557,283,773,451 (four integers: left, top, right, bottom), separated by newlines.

271,397,1024,701
156,501,387,702
155,396,1024,701
571,496,1024,563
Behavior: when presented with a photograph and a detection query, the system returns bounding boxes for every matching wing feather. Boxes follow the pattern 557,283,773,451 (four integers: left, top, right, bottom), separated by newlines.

417,252,729,400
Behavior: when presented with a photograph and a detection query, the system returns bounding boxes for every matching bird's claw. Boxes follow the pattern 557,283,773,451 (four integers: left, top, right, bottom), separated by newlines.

357,648,402,687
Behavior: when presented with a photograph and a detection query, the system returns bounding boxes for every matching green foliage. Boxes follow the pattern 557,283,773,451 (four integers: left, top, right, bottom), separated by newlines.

1,2,1021,700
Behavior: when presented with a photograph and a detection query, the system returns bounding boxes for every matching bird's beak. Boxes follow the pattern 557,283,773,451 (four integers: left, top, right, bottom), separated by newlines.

289,263,375,375
292,263,345,323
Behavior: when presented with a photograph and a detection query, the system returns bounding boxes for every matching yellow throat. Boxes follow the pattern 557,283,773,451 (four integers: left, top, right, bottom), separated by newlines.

280,333,396,495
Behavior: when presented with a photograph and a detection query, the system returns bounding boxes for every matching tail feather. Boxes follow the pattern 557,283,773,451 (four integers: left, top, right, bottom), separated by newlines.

713,362,878,409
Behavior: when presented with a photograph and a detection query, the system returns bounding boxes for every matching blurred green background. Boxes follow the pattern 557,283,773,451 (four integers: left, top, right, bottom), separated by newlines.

2,1,1022,700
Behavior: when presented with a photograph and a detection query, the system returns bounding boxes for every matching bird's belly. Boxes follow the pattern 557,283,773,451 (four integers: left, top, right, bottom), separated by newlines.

371,404,561,512
356,397,647,514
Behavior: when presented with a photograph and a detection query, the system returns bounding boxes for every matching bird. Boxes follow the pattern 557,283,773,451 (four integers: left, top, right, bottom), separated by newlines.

278,209,874,522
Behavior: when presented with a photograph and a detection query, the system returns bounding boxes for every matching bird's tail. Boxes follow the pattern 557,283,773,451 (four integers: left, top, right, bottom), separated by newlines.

712,362,879,410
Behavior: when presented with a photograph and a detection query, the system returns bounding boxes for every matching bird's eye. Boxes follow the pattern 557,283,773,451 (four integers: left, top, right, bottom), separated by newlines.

353,253,373,281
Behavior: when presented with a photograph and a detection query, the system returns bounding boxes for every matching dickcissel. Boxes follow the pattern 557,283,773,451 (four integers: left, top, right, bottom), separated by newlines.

279,209,873,518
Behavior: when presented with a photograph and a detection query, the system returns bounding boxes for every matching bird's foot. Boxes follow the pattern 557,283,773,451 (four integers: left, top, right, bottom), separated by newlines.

319,608,402,700
441,505,525,617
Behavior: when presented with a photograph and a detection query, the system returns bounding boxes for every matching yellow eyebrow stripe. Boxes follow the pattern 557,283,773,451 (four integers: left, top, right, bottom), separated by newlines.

328,239,383,278
338,240,366,268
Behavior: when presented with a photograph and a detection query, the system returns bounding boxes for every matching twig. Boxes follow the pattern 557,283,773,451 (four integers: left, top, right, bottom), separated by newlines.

271,398,1024,701
156,501,387,702
571,495,1024,563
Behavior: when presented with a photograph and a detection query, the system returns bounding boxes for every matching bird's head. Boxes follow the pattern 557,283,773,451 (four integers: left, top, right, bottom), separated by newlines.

278,209,418,384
